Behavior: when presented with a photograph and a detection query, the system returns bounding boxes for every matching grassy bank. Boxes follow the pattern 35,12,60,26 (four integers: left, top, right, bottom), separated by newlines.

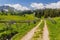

46,17,60,40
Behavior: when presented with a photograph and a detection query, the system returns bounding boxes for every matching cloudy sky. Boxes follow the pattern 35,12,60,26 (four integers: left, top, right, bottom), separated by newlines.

0,0,60,11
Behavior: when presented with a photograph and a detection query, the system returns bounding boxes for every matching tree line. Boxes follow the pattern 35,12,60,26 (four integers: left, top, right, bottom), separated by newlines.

0,9,60,18
34,9,60,18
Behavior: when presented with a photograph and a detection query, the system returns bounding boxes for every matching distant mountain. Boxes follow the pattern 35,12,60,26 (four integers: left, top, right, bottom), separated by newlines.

0,5,30,13
0,5,16,12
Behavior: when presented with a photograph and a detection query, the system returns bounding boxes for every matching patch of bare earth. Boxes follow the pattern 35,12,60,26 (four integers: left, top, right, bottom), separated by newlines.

20,20,42,40
42,20,49,40
31,28,42,40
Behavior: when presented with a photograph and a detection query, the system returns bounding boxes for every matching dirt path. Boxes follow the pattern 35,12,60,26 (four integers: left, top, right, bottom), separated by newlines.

20,20,42,40
31,27,42,40
42,20,49,40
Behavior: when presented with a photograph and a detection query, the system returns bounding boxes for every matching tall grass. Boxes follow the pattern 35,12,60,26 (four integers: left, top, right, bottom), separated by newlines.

46,17,60,40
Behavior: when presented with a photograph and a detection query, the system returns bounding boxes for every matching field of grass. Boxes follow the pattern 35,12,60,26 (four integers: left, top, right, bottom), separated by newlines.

0,14,40,40
46,17,60,40
1,14,60,40
0,14,38,21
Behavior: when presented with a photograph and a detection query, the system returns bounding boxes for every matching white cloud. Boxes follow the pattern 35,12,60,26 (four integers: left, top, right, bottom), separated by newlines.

30,1,60,9
1,1,60,10
31,3,45,9
45,3,56,9
45,1,60,9
4,4,30,11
